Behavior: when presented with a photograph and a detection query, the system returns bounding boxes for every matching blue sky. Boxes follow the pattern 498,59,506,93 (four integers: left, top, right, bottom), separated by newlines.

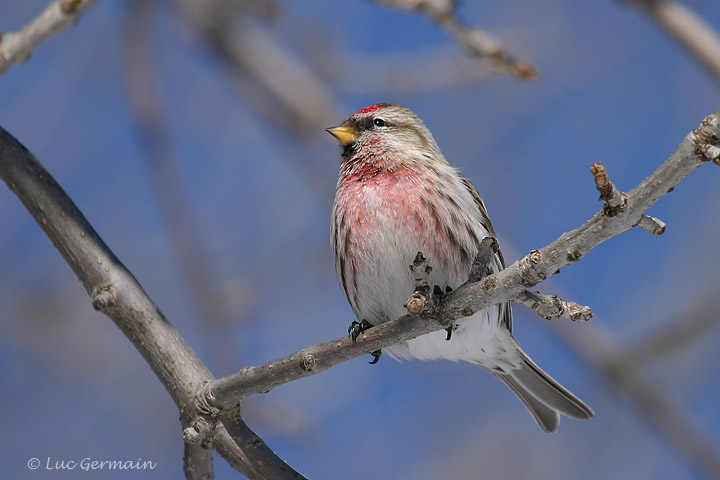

1,1,720,479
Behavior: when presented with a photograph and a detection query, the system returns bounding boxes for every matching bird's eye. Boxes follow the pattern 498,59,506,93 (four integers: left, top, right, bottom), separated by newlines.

373,118,386,127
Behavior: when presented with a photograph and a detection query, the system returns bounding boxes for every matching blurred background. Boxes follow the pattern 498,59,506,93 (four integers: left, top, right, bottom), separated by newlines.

1,1,720,479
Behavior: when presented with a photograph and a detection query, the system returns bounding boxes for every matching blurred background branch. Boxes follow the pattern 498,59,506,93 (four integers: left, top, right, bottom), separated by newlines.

625,0,720,83
374,0,538,80
0,0,98,74
124,0,245,372
554,312,720,479
170,0,340,136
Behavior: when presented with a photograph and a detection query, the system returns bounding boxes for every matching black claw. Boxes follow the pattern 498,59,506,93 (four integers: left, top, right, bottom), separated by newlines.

445,286,453,293
433,285,444,296
445,325,454,341
348,321,361,343
349,319,374,345
368,350,382,364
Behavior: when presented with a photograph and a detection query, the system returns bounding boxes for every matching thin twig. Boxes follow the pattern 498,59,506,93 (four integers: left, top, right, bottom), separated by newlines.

636,214,667,235
515,290,593,322
591,162,627,216
0,0,99,75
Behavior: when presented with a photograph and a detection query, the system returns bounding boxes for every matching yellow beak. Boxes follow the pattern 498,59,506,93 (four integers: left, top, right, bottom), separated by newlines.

326,125,358,146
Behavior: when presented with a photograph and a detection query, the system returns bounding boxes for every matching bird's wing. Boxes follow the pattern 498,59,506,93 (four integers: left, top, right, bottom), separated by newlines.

460,175,513,332
460,176,497,241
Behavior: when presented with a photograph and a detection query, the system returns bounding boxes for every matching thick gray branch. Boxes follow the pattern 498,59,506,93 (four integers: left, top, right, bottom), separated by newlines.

0,0,99,75
204,106,720,410
184,443,214,480
0,125,211,410
214,413,308,480
0,125,305,480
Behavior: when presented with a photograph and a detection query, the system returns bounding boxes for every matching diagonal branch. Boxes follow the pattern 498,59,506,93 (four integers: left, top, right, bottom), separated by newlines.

0,125,306,480
374,0,537,80
215,412,308,480
615,302,720,368
171,0,340,136
626,0,720,83
204,106,720,410
0,0,100,75
0,125,211,410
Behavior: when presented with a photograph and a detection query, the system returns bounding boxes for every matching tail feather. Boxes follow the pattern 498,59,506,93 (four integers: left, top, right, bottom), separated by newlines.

493,342,593,432
512,347,594,420
495,372,560,433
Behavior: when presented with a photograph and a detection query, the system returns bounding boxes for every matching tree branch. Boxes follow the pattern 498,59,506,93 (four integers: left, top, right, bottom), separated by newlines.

626,0,720,84
0,125,305,480
0,0,99,75
374,0,537,80
616,305,720,367
184,443,214,480
204,106,720,410
170,0,340,136
214,412,308,480
514,290,593,322
0,125,211,410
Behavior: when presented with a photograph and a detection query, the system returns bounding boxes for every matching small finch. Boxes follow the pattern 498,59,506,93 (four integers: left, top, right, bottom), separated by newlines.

327,103,593,433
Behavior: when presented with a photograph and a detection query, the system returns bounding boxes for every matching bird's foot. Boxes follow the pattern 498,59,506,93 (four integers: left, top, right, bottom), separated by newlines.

432,285,453,296
348,320,382,364
348,319,373,344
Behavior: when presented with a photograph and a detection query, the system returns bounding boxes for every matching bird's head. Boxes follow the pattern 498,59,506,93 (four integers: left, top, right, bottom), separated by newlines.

326,104,445,166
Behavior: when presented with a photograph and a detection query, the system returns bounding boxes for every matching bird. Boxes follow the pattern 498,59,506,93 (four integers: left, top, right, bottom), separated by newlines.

326,103,593,433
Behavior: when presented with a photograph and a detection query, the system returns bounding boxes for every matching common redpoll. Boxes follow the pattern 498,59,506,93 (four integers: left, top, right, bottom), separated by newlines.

327,104,593,433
